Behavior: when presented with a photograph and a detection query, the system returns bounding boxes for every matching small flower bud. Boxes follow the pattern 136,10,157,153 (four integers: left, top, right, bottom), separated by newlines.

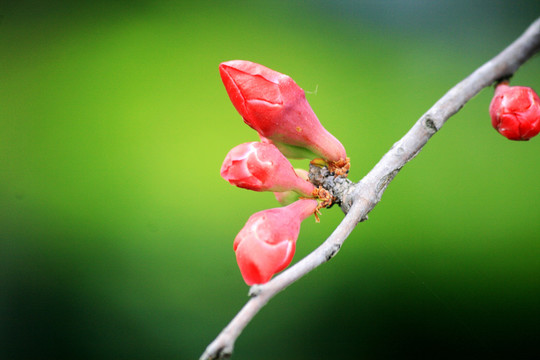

219,60,347,163
233,199,318,285
489,82,540,140
221,142,316,197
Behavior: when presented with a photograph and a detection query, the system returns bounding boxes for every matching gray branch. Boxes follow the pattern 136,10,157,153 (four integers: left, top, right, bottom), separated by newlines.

200,17,540,360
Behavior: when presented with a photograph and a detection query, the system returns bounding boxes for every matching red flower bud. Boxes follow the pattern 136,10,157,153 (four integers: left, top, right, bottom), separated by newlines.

221,142,316,197
489,83,540,140
219,60,347,163
233,199,318,285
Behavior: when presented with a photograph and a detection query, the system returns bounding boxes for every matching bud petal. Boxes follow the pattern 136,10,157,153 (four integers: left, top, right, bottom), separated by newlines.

219,60,347,163
233,199,318,285
489,83,540,140
221,142,316,196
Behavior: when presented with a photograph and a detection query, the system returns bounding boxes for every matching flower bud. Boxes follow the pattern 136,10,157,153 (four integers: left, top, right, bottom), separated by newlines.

489,83,540,140
274,169,310,205
221,142,316,197
219,60,347,163
233,199,318,285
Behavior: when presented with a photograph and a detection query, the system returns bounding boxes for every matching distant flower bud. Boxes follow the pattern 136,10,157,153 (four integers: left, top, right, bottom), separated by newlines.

221,142,316,197
219,60,347,164
489,82,540,140
233,199,318,285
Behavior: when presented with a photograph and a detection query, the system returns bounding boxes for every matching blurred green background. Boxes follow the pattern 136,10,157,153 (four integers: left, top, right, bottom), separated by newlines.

1,1,540,359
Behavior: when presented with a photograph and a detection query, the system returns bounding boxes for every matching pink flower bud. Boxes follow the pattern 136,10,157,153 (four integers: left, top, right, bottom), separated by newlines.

489,83,540,140
221,142,316,197
274,169,310,205
219,60,347,163
233,199,318,285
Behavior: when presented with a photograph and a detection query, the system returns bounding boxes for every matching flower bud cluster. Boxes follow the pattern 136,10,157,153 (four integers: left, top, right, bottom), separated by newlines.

219,60,349,285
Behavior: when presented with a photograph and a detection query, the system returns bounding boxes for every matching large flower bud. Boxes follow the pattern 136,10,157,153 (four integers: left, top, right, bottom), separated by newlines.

219,60,347,164
489,82,540,140
233,199,318,285
220,142,316,197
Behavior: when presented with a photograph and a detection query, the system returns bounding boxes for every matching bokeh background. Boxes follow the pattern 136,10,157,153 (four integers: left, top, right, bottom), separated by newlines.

2,1,540,359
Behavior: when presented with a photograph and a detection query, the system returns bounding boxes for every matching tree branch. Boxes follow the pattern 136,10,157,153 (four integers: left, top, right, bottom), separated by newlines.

200,17,540,360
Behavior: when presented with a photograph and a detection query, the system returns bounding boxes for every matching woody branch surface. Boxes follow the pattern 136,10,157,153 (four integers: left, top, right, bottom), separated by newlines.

201,17,540,360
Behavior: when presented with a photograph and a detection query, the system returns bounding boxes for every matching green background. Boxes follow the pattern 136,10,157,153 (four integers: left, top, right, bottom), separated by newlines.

2,1,540,359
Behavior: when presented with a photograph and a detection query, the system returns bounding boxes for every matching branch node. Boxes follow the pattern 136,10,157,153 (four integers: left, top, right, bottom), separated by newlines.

202,346,232,360
423,115,438,134
248,285,263,297
325,243,342,261
308,164,356,213
494,75,513,86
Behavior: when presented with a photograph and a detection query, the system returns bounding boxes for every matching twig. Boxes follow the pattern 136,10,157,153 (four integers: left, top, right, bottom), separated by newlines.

200,17,540,360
